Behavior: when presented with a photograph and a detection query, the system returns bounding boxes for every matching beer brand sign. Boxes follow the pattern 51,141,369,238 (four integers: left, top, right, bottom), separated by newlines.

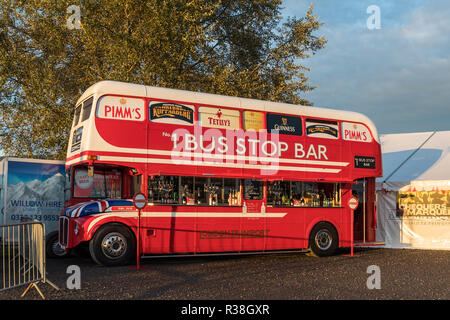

150,102,194,125
199,107,240,130
97,96,145,121
342,122,372,143
243,111,264,131
306,120,339,139
267,114,302,136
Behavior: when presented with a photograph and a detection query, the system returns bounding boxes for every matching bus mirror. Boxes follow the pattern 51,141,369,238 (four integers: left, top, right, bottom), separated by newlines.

88,165,94,177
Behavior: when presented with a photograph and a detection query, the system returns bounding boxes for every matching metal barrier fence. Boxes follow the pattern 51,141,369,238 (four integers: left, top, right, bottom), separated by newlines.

0,221,59,299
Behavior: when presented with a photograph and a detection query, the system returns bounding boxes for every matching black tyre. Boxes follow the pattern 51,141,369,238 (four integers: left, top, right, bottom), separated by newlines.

308,222,338,257
89,224,136,266
46,231,69,258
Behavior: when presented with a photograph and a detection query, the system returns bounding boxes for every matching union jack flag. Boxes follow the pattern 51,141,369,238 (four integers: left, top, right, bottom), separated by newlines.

64,200,133,217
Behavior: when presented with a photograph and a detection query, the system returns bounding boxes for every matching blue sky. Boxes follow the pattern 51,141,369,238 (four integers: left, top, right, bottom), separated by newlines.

282,0,450,134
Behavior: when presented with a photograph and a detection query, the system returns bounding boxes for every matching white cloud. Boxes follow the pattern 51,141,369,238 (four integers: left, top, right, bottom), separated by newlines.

400,3,450,42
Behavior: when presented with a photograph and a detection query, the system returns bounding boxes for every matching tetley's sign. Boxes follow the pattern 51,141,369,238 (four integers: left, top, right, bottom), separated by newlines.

199,107,240,130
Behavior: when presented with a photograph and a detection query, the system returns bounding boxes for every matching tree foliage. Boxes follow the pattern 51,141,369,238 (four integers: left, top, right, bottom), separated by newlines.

0,0,326,159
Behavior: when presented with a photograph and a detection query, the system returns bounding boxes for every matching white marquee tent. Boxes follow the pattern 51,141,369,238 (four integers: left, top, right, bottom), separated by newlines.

376,130,450,249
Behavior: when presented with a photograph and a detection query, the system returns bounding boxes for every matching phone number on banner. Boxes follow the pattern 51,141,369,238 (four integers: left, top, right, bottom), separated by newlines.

10,214,59,222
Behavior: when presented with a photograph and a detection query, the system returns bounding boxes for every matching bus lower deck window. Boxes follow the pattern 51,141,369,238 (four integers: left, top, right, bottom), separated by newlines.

148,175,241,206
243,179,263,200
148,175,179,204
267,181,341,207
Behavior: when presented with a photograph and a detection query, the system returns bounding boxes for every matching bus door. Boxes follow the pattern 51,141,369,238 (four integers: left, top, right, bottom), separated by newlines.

241,179,267,251
352,178,376,243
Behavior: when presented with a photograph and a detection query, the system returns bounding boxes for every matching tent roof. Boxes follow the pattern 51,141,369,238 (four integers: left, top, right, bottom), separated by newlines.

378,130,450,183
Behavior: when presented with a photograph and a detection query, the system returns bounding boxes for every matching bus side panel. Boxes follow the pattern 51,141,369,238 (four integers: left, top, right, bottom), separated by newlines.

142,217,168,254
142,207,197,254
265,208,305,251
196,207,243,253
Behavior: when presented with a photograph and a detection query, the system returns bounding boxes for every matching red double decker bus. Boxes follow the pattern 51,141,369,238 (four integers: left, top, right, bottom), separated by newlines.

60,80,382,266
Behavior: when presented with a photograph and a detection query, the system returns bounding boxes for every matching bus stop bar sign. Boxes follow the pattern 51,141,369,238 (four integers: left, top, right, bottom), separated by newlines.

348,196,359,210
133,193,147,210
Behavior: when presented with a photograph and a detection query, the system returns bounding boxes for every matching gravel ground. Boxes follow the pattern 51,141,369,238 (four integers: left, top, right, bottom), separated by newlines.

1,248,449,301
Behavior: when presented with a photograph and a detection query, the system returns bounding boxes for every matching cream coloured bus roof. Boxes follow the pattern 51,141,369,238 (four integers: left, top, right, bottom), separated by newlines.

76,80,379,142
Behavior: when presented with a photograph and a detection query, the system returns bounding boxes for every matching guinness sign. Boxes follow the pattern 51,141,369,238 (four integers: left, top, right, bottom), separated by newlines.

267,114,302,136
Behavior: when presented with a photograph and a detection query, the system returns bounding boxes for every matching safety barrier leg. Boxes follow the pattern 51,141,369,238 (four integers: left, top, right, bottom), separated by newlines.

20,278,59,300
21,282,45,299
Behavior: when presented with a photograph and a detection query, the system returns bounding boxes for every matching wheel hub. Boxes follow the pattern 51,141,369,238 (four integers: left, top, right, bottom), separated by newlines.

101,232,127,259
315,229,332,250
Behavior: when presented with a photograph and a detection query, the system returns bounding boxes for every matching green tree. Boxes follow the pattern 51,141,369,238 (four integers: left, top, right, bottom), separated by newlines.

0,0,326,159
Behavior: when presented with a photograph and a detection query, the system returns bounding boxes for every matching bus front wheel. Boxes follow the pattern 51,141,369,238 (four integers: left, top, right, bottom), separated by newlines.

308,222,338,257
89,224,136,266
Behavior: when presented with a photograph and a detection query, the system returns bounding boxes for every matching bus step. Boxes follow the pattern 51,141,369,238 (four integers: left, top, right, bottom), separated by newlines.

142,249,309,259
354,242,385,247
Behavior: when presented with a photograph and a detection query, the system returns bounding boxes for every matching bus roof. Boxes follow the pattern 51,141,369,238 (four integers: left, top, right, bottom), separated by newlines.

76,80,379,142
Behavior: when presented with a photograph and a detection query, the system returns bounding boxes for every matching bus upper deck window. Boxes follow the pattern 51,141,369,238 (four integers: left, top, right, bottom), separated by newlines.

81,97,94,122
73,104,81,126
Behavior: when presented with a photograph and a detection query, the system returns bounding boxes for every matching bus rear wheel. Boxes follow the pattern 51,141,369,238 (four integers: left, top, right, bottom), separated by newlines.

89,224,135,266
46,231,69,258
308,222,338,257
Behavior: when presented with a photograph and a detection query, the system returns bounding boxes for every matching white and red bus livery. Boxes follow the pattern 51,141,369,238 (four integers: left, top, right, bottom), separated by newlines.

60,80,382,266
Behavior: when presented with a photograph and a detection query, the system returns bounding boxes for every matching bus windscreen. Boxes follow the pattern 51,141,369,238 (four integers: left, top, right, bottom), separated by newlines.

73,167,122,199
